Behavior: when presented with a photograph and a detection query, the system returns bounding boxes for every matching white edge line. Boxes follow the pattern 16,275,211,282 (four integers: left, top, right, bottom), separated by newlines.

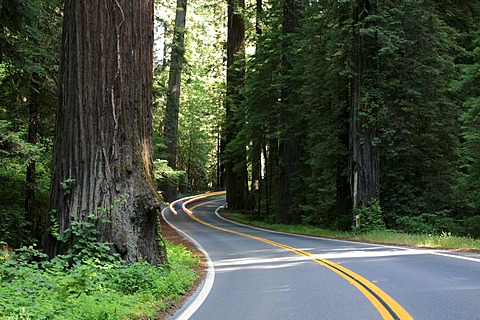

430,252,480,263
214,206,480,263
161,206,215,320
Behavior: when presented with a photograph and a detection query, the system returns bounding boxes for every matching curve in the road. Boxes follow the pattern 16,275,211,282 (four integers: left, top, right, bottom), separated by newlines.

180,194,413,320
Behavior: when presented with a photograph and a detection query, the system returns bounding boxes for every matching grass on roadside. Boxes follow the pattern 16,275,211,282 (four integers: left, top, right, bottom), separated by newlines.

0,241,200,320
224,212,480,252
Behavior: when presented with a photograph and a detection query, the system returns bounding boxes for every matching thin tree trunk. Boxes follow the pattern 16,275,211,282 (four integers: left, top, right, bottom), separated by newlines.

162,0,187,200
216,130,223,190
336,89,352,225
349,0,380,217
225,0,248,210
25,75,39,238
256,0,263,36
277,0,301,224
252,0,263,215
266,136,278,217
45,0,165,264
163,0,187,170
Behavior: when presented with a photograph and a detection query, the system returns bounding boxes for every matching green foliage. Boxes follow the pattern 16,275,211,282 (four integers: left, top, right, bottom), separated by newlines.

176,5,226,191
456,29,480,215
0,240,200,319
59,214,120,266
49,196,131,266
0,120,44,163
372,0,461,223
225,212,480,251
0,121,51,247
395,214,436,235
154,0,225,192
154,159,187,195
463,216,480,238
292,0,351,227
0,205,29,247
356,199,386,233
0,0,61,247
59,178,76,196
396,211,480,238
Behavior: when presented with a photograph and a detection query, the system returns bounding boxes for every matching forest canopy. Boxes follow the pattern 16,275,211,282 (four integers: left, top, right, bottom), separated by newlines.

1,0,480,253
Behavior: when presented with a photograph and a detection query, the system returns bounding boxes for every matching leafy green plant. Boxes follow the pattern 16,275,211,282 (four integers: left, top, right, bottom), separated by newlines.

355,199,386,233
154,159,187,192
395,211,466,236
464,216,480,238
0,239,200,319
224,212,480,251
1,193,201,319
395,214,436,235
59,215,120,266
50,196,128,266
60,178,76,196
0,204,29,248
0,241,8,262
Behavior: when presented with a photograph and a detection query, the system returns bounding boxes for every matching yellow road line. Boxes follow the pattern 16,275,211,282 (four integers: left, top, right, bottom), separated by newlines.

179,194,413,320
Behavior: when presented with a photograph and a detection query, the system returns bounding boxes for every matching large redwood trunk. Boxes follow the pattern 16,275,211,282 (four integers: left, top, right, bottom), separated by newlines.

45,0,164,264
349,0,380,216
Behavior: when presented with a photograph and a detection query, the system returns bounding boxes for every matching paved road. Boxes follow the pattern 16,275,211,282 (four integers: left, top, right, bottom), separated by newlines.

164,196,480,320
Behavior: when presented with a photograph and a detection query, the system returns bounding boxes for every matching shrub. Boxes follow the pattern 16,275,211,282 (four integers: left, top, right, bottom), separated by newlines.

0,204,29,248
356,199,386,233
0,202,201,319
395,211,466,236
395,214,436,235
0,242,200,319
154,159,187,196
464,215,480,238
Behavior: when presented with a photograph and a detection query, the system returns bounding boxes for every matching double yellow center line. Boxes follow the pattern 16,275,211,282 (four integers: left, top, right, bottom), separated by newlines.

176,193,413,320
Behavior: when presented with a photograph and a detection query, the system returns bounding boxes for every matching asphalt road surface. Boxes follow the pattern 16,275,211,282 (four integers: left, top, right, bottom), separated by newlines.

163,196,480,320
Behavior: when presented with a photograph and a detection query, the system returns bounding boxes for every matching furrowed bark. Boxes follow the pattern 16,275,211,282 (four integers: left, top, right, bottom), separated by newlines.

349,0,380,218
45,0,165,264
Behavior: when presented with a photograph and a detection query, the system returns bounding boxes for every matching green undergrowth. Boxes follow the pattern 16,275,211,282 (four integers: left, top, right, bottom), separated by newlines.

0,241,200,320
224,213,480,252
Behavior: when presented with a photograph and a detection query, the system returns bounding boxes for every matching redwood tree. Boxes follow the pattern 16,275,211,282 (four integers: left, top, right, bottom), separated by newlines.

277,0,301,224
45,0,165,264
225,0,249,210
349,0,380,215
162,0,188,200
163,0,187,170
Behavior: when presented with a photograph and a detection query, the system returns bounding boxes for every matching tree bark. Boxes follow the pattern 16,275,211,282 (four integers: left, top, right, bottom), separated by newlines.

266,135,278,217
225,0,248,210
163,0,187,170
25,75,39,238
256,0,263,36
45,0,165,264
162,0,187,200
277,0,301,224
349,0,380,217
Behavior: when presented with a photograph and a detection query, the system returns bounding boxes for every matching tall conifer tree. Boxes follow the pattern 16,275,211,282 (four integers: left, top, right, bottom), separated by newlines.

225,0,249,210
349,0,380,217
277,0,302,224
46,0,165,264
